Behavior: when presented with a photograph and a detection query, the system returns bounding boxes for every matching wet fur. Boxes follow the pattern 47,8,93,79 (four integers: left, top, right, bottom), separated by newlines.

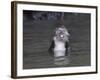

49,26,70,56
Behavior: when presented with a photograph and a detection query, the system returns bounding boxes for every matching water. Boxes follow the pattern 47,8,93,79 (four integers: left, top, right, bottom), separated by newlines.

54,56,70,65
23,50,90,69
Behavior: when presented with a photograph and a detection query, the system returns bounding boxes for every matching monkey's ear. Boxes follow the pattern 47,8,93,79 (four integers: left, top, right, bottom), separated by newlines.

65,31,70,36
68,33,70,36
54,28,58,34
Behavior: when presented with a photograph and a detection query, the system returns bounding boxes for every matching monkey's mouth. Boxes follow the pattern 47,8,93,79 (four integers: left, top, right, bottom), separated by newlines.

57,35,65,41
60,35,64,38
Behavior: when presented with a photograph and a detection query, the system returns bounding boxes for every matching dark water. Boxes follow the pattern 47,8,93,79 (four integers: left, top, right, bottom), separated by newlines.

23,13,90,69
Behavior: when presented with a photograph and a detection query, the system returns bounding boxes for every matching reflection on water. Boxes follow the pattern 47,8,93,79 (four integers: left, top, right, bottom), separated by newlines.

54,56,70,65
54,50,70,65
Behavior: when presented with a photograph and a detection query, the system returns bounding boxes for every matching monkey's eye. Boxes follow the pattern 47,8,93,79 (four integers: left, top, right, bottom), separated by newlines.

58,30,63,33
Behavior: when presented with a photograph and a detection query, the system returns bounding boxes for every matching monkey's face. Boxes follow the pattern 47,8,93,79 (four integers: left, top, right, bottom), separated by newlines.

55,27,70,42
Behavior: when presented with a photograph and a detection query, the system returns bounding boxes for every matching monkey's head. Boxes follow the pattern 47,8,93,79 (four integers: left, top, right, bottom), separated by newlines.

55,26,70,42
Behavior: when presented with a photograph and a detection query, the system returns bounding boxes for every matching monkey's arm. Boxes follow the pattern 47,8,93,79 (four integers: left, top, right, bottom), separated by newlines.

48,40,55,52
65,41,70,56
48,40,55,56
